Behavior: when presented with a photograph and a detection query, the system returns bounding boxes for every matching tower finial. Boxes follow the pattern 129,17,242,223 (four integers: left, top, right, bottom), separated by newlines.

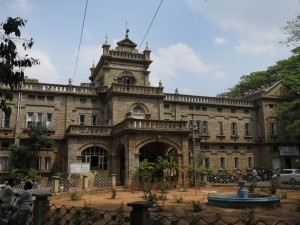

125,21,129,39
105,35,108,44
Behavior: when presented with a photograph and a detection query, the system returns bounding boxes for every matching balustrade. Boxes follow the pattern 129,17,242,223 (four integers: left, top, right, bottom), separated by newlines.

164,93,255,107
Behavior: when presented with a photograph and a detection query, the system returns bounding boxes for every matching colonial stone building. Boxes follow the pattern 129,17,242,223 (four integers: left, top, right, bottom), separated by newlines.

0,33,299,185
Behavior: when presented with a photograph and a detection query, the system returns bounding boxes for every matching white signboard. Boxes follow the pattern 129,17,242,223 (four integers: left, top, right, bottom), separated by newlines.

279,146,299,156
70,163,90,174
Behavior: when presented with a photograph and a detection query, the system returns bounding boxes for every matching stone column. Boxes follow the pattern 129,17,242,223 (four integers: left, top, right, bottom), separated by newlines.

111,174,116,188
52,176,60,193
32,193,52,225
82,175,88,190
127,201,153,225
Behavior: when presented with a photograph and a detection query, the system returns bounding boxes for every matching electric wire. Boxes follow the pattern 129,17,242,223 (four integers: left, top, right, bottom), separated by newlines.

72,0,89,82
138,0,164,50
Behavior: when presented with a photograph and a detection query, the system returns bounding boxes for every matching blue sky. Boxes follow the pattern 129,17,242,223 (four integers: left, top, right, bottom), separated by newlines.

1,0,299,96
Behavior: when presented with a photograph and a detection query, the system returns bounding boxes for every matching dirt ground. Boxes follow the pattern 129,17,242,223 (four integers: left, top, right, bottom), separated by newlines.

49,185,300,223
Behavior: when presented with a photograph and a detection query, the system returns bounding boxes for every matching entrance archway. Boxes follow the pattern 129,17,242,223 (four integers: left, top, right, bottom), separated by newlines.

139,142,179,182
115,144,126,186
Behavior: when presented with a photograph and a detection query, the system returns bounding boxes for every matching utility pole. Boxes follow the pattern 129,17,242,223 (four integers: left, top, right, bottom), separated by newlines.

192,114,197,195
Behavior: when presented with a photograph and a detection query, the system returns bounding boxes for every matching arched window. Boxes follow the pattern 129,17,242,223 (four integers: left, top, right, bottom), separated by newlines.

81,147,107,170
118,71,136,85
132,106,145,119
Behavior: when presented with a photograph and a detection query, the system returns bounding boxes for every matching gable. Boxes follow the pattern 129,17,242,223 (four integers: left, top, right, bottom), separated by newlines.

263,81,292,98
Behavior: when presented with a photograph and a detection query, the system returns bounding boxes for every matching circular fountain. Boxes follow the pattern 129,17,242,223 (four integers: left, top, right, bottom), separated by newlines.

207,181,281,208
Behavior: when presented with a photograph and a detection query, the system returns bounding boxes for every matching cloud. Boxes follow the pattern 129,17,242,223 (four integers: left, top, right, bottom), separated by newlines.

186,0,298,55
70,44,102,84
214,37,227,45
7,0,30,14
149,43,212,94
20,48,60,84
235,40,277,56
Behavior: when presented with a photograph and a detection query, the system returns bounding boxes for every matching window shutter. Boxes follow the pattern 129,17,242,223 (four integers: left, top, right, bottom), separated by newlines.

1,112,4,128
25,113,28,128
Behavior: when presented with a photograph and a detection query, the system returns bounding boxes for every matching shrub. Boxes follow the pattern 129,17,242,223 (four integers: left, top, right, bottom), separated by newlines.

172,194,184,203
111,188,117,199
70,191,82,200
191,200,204,212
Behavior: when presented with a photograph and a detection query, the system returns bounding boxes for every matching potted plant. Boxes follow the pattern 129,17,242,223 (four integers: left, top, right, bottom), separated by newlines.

248,181,257,193
270,177,278,194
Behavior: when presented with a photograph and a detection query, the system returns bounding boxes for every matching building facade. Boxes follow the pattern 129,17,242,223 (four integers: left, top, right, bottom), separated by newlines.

1,34,299,185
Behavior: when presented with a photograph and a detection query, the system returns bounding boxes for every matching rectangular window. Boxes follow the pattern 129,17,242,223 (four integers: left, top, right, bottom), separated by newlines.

247,157,253,169
91,99,98,104
38,96,45,101
271,122,278,136
257,123,263,137
217,108,222,112
234,157,239,169
164,104,170,109
231,122,238,136
91,115,97,126
220,157,226,169
26,112,34,128
35,157,41,170
219,145,225,150
217,121,224,136
47,96,54,101
195,106,201,111
245,123,251,136
44,157,51,171
189,105,195,110
202,107,207,111
28,95,35,101
189,120,199,130
244,110,249,114
46,113,53,129
1,142,9,149
79,115,85,125
1,112,10,128
204,157,210,168
80,98,87,104
201,145,210,150
231,108,236,113
202,121,209,135
233,145,239,150
0,157,9,172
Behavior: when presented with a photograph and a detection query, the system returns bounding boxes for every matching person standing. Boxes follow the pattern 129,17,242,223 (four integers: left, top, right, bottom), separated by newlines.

0,178,19,224
8,181,33,225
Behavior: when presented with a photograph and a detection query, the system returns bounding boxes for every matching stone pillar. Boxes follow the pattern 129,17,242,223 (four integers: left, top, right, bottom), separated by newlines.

82,175,88,190
111,174,116,188
52,176,60,193
32,193,52,225
127,201,153,225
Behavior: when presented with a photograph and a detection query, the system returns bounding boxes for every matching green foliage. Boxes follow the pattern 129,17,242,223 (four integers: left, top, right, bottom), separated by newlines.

172,194,184,203
248,181,257,193
281,12,300,46
73,202,98,225
70,191,82,200
28,122,55,151
191,199,204,212
270,178,278,194
9,144,29,169
0,17,39,114
111,188,117,199
227,45,300,138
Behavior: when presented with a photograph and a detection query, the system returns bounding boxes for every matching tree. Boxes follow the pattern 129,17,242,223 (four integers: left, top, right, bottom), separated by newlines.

228,47,300,137
28,121,55,153
0,17,39,114
10,144,29,169
281,12,300,46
